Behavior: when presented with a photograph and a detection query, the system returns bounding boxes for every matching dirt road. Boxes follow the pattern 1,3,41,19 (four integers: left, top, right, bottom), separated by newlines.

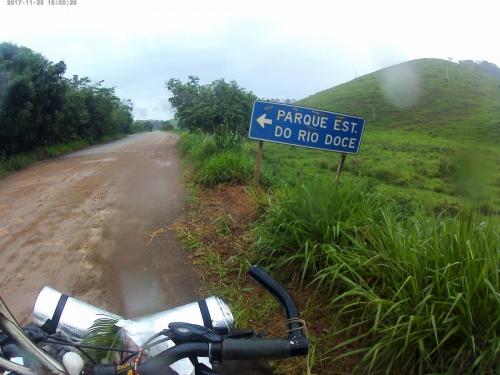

0,131,201,323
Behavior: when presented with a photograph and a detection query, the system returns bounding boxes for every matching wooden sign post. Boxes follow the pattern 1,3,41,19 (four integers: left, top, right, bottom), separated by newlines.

253,140,264,186
335,153,347,182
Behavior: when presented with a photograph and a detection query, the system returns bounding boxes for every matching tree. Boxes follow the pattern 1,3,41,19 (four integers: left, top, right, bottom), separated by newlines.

166,76,257,134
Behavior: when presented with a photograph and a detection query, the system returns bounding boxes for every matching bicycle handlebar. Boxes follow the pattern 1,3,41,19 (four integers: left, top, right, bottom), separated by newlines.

249,266,301,324
1,266,308,375
138,266,308,372
248,266,308,356
93,338,292,375
221,338,291,360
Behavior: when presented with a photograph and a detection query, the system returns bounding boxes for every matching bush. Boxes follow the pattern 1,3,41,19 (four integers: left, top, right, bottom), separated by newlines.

0,154,36,173
196,151,254,187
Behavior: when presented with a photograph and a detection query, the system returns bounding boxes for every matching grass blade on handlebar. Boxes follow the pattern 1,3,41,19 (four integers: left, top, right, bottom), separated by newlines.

82,316,125,363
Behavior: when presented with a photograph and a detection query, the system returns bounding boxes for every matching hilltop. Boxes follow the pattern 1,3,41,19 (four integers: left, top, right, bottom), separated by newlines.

297,58,500,144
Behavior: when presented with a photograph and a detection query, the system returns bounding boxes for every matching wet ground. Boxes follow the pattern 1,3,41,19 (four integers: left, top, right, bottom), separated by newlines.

0,131,201,323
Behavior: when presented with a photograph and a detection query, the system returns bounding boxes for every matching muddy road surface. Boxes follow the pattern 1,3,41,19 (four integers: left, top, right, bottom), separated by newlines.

0,131,201,323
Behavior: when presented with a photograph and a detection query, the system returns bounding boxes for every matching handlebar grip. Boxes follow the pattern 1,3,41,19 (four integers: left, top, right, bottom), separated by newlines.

221,338,291,360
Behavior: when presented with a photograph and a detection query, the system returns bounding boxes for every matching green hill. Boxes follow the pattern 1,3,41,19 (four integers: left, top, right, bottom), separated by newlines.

298,58,500,144
257,59,500,217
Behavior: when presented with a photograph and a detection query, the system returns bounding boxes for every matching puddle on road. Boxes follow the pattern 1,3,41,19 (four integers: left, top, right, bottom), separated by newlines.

155,160,173,167
82,158,117,164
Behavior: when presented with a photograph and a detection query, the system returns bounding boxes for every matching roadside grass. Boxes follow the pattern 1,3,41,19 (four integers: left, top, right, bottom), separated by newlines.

177,128,499,374
196,152,254,187
177,131,244,165
253,177,499,374
0,134,127,178
326,212,499,374
252,176,384,281
178,132,269,188
174,58,500,374
0,140,89,177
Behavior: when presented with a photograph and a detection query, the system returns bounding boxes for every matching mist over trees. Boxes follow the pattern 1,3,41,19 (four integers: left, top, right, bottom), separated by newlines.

131,120,154,132
0,42,134,157
166,76,256,134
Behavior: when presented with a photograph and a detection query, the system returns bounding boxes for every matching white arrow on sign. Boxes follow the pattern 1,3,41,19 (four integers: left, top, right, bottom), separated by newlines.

257,113,272,128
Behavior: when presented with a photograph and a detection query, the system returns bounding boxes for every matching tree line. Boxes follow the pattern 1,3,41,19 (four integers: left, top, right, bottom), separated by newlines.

0,42,134,157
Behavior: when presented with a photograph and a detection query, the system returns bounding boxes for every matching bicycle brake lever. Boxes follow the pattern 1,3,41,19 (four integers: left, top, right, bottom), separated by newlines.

223,329,254,339
169,322,222,344
194,363,219,375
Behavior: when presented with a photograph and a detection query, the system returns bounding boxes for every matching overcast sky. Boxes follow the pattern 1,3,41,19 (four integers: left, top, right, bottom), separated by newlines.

1,0,499,120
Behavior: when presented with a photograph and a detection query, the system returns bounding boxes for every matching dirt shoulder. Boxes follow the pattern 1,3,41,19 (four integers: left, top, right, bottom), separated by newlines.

175,184,350,374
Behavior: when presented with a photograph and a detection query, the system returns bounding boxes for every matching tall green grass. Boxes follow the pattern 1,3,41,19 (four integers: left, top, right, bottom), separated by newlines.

178,131,258,187
178,131,244,164
253,177,384,281
321,212,499,374
196,151,254,187
253,178,499,374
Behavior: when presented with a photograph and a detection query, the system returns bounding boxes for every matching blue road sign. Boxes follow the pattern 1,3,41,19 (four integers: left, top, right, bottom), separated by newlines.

248,100,366,154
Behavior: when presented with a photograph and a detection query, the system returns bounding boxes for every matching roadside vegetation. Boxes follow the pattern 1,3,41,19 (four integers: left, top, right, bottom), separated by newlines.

178,131,257,187
254,178,499,373
0,139,87,176
173,59,499,374
0,42,134,175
